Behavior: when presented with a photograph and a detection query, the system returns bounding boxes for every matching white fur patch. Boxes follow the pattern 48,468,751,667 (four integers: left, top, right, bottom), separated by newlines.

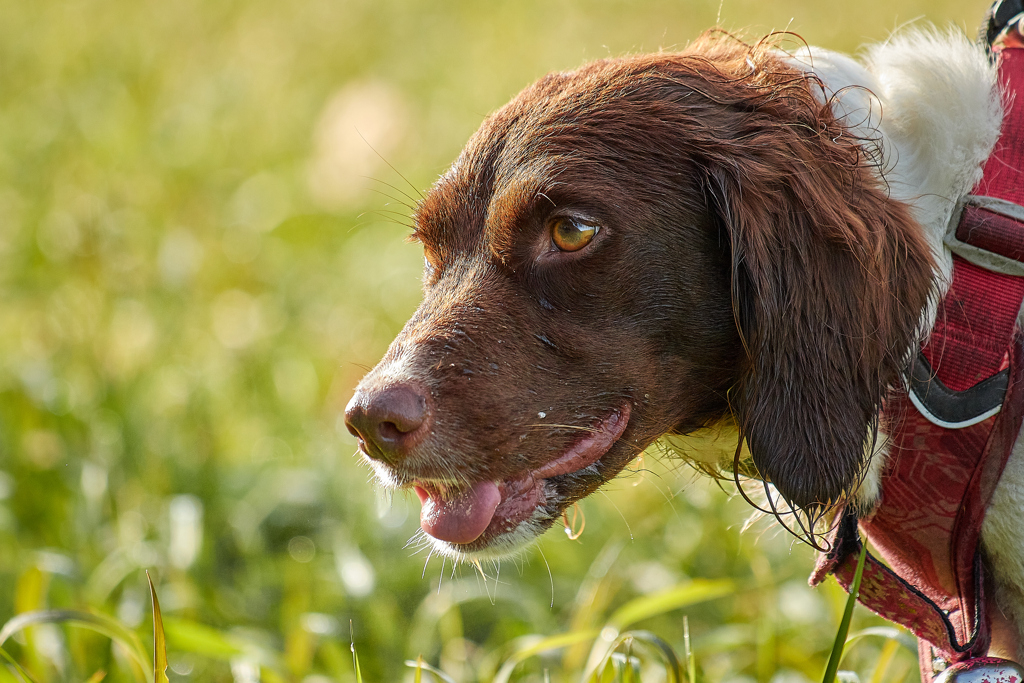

788,30,1001,291
862,30,1002,287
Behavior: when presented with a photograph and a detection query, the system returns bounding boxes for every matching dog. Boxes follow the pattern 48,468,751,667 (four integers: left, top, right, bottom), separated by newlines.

345,26,1024,661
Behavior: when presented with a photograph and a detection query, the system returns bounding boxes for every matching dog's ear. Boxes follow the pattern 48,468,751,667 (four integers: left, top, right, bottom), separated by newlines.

707,95,935,511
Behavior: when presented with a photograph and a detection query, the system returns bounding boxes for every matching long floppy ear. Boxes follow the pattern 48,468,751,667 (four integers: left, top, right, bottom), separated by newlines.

707,83,936,511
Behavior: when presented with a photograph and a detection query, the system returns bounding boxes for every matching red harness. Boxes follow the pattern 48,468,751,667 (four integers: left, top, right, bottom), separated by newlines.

812,47,1024,681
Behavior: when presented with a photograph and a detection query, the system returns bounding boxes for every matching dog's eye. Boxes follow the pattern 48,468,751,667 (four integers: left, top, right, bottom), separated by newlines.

550,217,599,252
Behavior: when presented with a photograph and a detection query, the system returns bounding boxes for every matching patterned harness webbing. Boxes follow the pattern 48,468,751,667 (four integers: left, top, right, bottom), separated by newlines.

811,47,1024,682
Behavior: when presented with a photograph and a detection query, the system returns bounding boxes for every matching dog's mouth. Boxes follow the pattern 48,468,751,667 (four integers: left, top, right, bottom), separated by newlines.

411,403,632,553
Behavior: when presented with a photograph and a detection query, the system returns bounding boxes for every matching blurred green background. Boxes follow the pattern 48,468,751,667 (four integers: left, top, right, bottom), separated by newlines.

0,0,993,681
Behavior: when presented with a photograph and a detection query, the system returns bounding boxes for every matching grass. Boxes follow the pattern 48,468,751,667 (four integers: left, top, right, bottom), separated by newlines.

0,0,992,680
3,543,890,682
821,545,868,683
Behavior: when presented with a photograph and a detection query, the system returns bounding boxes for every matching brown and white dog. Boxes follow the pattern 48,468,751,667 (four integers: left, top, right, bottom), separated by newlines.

344,28,1024,656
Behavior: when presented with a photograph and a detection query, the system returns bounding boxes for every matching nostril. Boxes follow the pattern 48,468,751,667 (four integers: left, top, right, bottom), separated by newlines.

371,386,427,438
378,421,403,440
344,383,432,463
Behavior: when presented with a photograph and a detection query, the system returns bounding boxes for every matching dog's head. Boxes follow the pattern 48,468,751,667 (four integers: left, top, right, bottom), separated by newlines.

345,34,935,560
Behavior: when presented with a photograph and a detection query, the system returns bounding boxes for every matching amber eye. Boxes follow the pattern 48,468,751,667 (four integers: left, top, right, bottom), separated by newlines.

550,217,599,252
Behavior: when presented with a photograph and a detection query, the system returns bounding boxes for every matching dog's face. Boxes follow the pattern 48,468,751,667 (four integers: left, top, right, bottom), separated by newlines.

345,36,935,560
345,66,743,558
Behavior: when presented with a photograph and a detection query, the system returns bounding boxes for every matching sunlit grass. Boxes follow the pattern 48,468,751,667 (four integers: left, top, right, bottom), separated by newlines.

3,547,895,682
821,545,867,683
2,509,904,682
0,0,991,680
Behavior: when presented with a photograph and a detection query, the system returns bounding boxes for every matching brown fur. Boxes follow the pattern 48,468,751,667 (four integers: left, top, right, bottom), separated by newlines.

346,33,936,553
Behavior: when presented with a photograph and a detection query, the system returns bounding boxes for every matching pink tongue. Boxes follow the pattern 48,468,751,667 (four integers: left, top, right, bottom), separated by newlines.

416,481,501,544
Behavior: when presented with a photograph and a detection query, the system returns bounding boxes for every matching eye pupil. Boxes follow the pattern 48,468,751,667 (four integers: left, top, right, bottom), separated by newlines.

551,217,598,252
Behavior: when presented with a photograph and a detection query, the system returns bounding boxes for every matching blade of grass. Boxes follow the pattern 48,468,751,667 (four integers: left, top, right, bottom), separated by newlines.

606,579,735,629
160,618,250,660
885,658,913,683
0,646,38,683
147,572,169,683
84,670,108,683
583,579,733,679
845,627,916,656
494,630,600,683
403,659,457,683
350,622,362,683
822,543,868,683
0,610,149,680
684,616,696,683
623,642,637,683
868,638,900,683
610,631,683,683
564,540,625,673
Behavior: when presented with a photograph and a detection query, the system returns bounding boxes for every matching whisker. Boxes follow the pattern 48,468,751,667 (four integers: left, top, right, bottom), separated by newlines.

369,207,417,223
365,176,420,208
355,129,425,200
357,208,415,230
365,186,416,211
597,490,633,541
422,547,435,579
537,545,555,608
523,423,600,432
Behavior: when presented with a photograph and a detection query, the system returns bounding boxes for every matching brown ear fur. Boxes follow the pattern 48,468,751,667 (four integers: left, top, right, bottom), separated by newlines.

694,37,937,510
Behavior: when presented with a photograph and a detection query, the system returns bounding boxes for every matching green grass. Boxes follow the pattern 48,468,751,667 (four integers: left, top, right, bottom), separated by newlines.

3,545,892,682
0,0,991,680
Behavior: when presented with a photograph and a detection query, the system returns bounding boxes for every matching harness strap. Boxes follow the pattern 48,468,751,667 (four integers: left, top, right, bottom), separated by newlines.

812,47,1024,682
812,342,1024,675
977,49,1024,209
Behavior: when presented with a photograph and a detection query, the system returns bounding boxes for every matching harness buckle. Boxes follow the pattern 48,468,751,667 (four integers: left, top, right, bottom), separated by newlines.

944,194,1024,277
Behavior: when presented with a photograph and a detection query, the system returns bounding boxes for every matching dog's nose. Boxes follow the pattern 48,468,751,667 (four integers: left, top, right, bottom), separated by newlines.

344,384,430,464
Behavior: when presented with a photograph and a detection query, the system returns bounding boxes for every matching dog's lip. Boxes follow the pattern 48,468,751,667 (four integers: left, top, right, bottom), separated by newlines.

413,402,632,546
